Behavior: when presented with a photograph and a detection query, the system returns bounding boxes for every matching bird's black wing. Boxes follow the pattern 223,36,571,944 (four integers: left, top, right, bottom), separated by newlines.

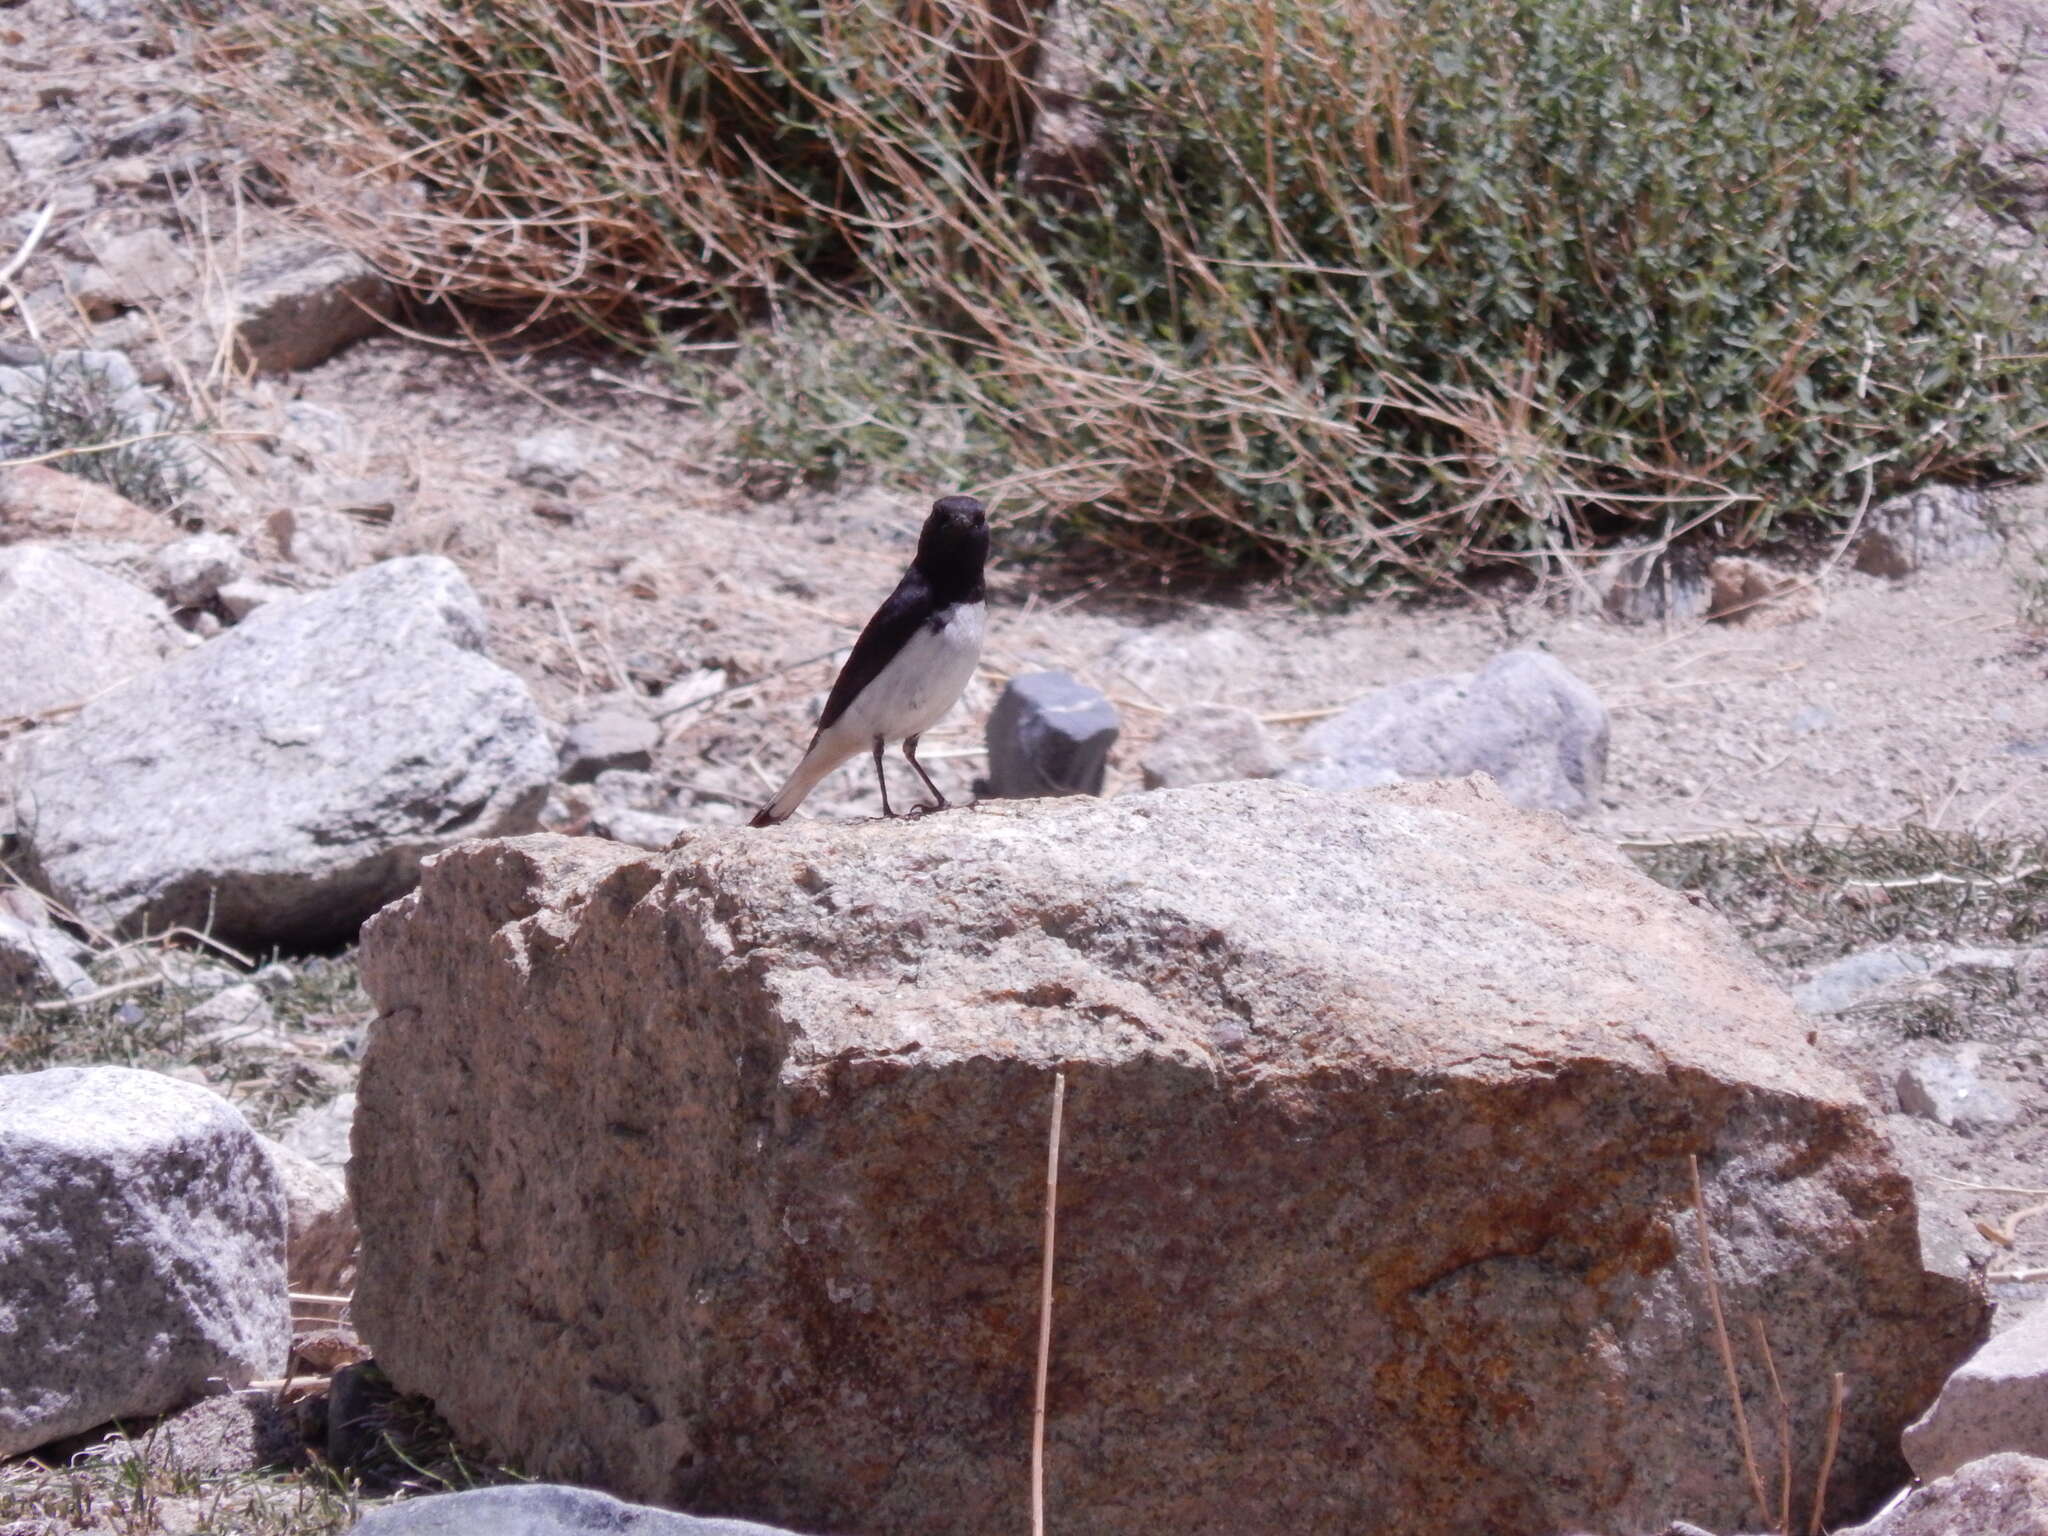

811,565,935,739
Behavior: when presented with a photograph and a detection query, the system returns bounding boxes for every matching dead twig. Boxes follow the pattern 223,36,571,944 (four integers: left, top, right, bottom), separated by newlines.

1690,1154,1773,1530
1808,1372,1846,1536
1032,1069,1067,1536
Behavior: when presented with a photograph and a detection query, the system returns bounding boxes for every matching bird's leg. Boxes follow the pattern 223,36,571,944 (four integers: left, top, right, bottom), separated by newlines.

902,734,948,816
872,736,897,818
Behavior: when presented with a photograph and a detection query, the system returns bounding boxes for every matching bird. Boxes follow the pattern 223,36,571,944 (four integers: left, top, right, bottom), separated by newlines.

750,494,990,827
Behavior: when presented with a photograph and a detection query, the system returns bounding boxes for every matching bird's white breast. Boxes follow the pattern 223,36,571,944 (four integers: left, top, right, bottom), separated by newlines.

836,600,986,743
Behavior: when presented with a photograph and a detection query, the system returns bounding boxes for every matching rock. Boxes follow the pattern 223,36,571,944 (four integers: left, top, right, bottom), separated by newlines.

559,708,659,782
1017,0,1120,203
1838,1453,2048,1535
1284,649,1609,816
984,670,1120,797
101,106,200,158
1897,1047,2020,1134
1106,625,1255,705
1,126,86,179
1877,0,2048,213
1794,944,2041,1017
17,556,555,949
184,983,286,1048
151,532,247,608
0,464,172,545
591,805,688,852
269,505,370,578
510,430,588,494
1853,485,2000,578
352,778,1976,1536
0,910,91,1000
1706,556,1822,626
590,769,668,812
1904,1304,2048,1480
280,1092,356,1176
83,226,194,308
1594,542,1712,626
217,576,296,622
347,1485,814,1536
261,1136,357,1297
220,241,397,375
0,1067,289,1458
130,1391,304,1478
1140,702,1281,790
0,544,182,719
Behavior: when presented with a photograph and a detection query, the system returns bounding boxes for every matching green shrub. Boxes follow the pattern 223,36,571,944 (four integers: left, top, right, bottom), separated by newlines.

0,356,198,513
220,0,2048,590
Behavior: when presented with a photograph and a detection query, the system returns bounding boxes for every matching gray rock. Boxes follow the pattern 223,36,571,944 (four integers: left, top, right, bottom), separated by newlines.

1,126,86,180
84,227,194,309
18,556,555,949
1595,542,1711,626
1794,944,2041,1017
151,533,247,608
1842,1453,2048,1535
219,241,397,375
279,1092,356,1176
1106,625,1254,706
102,107,200,159
1854,485,2000,578
1140,702,1282,790
217,577,296,622
559,709,658,782
348,1485,810,1536
184,983,284,1048
270,505,370,578
590,768,668,812
1284,649,1609,816
0,544,182,719
984,670,1120,797
352,778,1978,1535
1905,1303,2048,1481
0,911,91,1000
1898,1046,2021,1134
591,806,687,852
259,1135,356,1297
510,430,588,494
0,1067,289,1458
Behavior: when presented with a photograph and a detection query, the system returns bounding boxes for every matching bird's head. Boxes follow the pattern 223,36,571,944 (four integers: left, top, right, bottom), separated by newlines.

915,495,991,592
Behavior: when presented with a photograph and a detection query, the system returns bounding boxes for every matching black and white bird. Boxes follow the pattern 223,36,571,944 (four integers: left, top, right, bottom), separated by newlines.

749,495,990,827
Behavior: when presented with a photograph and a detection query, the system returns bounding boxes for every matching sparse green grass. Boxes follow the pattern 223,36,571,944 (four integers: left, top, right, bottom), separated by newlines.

0,1446,361,1536
218,0,2048,591
1632,826,2048,1041
0,355,201,515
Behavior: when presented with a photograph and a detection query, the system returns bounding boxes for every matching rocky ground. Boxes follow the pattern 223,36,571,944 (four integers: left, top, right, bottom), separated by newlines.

3,0,2048,1532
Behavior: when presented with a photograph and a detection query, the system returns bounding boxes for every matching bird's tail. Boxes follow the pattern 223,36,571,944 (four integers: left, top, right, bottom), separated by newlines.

749,735,861,827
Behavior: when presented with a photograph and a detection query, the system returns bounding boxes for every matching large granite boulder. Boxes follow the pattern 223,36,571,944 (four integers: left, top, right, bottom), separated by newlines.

354,778,1977,1536
0,543,182,720
0,1067,289,1458
19,556,553,948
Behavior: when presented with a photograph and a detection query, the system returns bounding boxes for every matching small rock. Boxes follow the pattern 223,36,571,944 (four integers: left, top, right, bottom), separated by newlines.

1594,543,1711,626
0,1067,288,1458
1284,650,1609,817
84,226,194,307
0,544,182,719
268,505,369,578
511,430,588,494
261,1135,356,1296
151,532,246,607
1842,1452,2048,1534
1898,1047,2021,1134
219,240,397,375
0,463,170,545
18,557,556,948
1106,626,1254,706
1140,703,1282,790
1905,1303,2048,1480
325,1360,395,1473
559,709,659,782
1794,944,2042,1017
280,1092,356,1176
1706,556,1822,626
591,768,669,811
592,806,688,851
984,671,1120,797
101,106,198,158
346,1484,814,1536
1,126,86,179
1789,704,1834,736
1854,485,2000,578
217,576,295,622
185,983,282,1045
0,910,91,1000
